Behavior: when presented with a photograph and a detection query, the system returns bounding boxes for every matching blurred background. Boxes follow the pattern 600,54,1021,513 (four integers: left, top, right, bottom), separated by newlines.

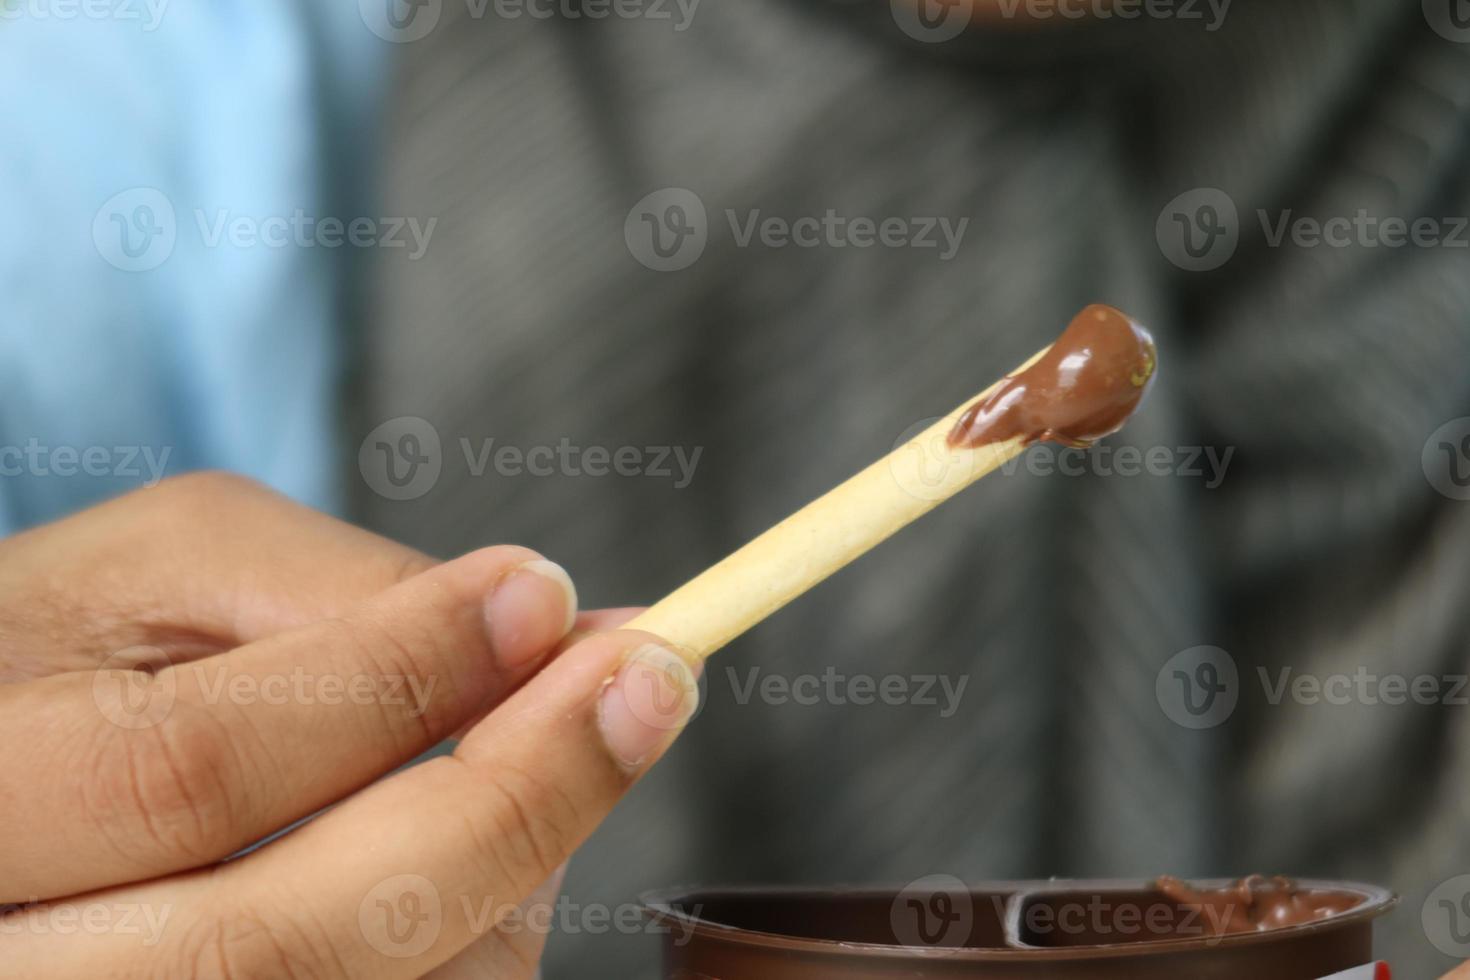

4,0,1470,975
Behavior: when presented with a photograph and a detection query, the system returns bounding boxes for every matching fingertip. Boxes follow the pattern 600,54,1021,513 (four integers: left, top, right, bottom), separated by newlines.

484,560,579,673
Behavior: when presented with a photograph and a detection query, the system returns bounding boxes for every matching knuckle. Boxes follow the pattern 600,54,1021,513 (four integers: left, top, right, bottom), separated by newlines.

172,901,339,980
471,761,579,889
131,472,277,540
154,471,269,509
83,704,250,868
322,616,443,748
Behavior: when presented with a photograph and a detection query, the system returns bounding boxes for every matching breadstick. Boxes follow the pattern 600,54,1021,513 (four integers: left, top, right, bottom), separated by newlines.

626,304,1157,660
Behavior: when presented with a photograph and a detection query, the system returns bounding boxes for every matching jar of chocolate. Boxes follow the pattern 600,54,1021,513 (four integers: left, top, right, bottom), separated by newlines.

642,877,1395,979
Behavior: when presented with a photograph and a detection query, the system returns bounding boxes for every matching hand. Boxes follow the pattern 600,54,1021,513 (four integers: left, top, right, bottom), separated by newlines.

0,473,700,978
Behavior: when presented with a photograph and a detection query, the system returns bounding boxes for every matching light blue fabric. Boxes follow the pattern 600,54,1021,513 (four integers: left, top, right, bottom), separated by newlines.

0,0,389,532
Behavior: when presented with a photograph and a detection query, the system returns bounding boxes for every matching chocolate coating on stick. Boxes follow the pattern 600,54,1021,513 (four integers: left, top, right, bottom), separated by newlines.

1156,875,1364,935
947,304,1157,449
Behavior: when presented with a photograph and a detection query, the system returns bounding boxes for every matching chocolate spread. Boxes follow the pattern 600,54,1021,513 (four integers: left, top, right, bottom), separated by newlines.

947,304,1157,449
1156,875,1364,935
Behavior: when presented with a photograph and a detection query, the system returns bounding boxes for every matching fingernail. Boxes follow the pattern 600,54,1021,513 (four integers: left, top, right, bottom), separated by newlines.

485,560,578,671
598,645,700,770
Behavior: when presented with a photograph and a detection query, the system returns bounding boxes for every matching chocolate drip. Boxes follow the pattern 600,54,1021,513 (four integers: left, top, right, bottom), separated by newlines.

1156,875,1364,935
947,304,1157,449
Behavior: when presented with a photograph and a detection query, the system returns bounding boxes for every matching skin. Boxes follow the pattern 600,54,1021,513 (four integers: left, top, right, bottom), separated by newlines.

0,472,696,978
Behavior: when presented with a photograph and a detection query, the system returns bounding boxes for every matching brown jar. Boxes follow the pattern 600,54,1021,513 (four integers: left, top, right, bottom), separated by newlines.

642,879,1396,979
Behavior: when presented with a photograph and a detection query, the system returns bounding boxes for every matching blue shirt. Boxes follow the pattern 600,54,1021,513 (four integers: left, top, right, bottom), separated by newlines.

0,0,389,531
